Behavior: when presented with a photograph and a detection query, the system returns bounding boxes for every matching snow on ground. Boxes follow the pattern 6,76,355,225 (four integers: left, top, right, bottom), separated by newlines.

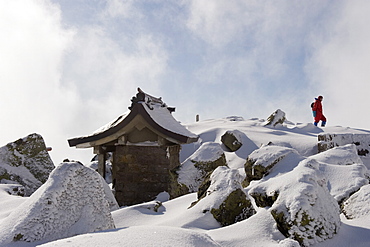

2,116,370,246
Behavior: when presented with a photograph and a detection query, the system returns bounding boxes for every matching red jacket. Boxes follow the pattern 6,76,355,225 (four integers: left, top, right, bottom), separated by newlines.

312,98,323,114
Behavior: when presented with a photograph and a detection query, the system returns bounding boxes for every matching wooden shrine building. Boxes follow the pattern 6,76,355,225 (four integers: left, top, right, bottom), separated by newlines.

68,88,198,206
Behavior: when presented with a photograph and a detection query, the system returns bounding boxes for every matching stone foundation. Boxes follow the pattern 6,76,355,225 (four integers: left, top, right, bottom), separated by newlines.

113,145,180,206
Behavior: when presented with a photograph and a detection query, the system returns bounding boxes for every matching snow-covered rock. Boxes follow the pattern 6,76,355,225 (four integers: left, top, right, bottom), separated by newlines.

191,166,255,226
342,184,370,219
310,144,369,203
0,162,115,245
243,145,304,187
250,158,341,246
265,109,286,127
0,133,54,195
173,142,227,196
318,133,370,156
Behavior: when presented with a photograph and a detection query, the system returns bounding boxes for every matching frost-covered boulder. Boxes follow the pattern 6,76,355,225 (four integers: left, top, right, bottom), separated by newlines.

0,162,115,244
249,158,341,246
243,145,303,187
172,142,227,196
190,166,256,227
342,184,370,219
310,144,369,203
0,133,54,195
221,130,243,152
265,109,286,127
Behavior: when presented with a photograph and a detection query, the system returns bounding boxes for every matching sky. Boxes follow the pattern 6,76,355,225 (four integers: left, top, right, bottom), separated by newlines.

1,0,370,165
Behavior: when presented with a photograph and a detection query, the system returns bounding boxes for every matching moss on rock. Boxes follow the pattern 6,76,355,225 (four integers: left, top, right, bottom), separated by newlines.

250,190,279,208
211,188,256,226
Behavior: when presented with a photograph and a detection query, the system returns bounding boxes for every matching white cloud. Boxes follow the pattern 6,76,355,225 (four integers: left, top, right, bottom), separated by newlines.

2,0,370,165
306,0,370,128
0,0,169,164
0,0,78,163
102,0,140,19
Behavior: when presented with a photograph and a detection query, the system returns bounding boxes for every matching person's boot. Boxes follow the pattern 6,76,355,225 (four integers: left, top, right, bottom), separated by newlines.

321,121,326,127
314,122,318,126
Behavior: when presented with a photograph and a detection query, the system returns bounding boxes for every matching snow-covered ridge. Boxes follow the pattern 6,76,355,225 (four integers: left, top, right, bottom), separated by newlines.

2,112,370,246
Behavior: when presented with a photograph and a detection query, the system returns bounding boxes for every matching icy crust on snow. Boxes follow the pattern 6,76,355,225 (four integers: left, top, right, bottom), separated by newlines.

342,184,370,219
0,162,115,244
177,142,226,192
250,158,341,246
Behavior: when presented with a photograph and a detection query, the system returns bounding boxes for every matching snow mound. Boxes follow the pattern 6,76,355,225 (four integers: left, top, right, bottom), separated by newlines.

40,225,220,247
0,162,115,244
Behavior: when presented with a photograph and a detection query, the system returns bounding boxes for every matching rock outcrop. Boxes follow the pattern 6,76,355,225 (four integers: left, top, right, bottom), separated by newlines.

0,162,115,244
318,133,370,156
0,133,55,195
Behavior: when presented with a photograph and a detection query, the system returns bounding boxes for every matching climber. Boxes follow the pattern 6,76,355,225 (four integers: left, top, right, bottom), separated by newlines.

312,95,326,127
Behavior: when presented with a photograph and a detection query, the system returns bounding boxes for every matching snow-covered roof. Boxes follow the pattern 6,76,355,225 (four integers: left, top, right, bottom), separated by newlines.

68,88,198,148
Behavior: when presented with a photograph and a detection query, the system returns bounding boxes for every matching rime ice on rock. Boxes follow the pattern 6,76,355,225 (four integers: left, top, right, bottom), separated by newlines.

0,162,115,244
0,133,54,195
